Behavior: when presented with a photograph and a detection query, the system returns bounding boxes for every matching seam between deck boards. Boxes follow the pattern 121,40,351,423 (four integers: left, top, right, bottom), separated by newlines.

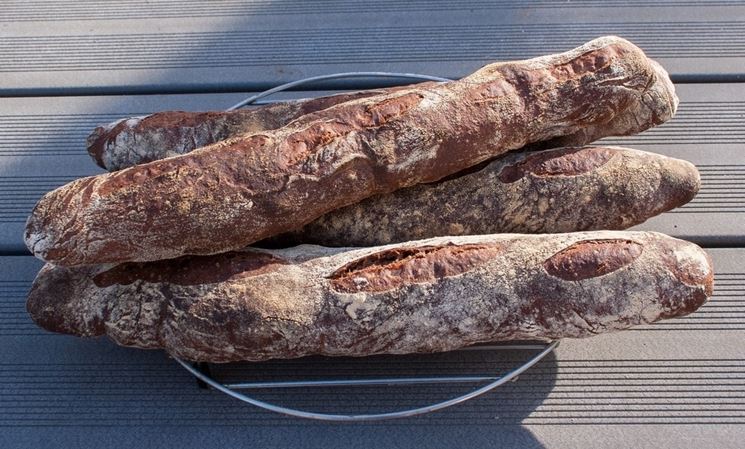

1,76,744,98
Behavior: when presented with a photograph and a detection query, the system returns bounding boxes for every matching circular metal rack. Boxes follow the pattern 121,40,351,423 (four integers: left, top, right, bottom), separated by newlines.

174,72,560,421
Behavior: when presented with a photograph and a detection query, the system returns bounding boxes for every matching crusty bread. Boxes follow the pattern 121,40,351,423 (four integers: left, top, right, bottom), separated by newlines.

87,88,404,171
25,36,678,266
26,231,712,363
261,146,699,247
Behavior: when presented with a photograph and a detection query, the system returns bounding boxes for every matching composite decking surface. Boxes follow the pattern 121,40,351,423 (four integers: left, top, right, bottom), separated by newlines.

1,1,743,448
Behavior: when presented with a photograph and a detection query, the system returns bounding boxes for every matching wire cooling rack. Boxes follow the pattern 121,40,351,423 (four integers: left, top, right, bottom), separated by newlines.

173,72,560,421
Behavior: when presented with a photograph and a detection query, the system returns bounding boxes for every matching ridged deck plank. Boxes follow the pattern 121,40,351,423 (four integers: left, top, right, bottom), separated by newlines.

2,2,745,94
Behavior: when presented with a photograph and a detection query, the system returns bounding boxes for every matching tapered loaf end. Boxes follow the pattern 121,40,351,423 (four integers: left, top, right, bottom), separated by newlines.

657,236,714,320
656,156,701,212
86,123,113,169
23,179,84,266
26,263,105,337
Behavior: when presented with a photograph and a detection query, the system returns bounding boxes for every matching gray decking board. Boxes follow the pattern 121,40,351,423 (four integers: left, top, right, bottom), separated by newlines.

2,3,745,95
1,83,742,253
1,250,743,448
2,2,743,446
5,0,745,22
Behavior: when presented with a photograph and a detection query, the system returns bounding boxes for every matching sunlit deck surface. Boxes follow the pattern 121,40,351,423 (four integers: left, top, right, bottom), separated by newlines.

1,2,743,448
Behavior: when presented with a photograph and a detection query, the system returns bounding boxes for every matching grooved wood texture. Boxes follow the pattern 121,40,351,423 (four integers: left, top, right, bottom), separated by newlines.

2,3,744,94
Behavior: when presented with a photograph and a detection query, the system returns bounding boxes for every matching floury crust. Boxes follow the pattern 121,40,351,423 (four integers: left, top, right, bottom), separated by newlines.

263,146,699,247
27,231,712,363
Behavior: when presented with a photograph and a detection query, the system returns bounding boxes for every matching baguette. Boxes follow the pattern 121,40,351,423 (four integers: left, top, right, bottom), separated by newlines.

88,52,676,175
88,88,402,171
261,146,699,247
26,231,713,363
26,36,678,266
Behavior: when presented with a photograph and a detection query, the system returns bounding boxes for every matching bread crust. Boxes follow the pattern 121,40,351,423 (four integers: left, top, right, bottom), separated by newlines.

87,88,403,170
26,36,679,266
262,146,699,246
26,231,713,363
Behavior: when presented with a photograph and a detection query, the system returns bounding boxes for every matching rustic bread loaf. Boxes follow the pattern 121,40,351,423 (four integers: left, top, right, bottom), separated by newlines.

25,36,678,266
261,146,699,247
26,231,713,363
88,51,676,174
87,88,402,171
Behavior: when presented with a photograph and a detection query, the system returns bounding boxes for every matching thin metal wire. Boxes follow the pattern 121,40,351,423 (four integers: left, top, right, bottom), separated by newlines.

174,340,559,422
225,376,513,390
227,72,451,110
175,71,560,421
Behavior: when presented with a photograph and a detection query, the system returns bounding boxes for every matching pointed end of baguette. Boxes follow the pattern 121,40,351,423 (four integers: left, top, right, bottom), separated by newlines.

24,207,53,263
658,237,714,319
26,264,106,338
656,156,701,212
86,117,134,170
648,58,679,122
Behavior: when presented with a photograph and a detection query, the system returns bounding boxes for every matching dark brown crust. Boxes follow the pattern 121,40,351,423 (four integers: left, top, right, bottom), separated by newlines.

543,240,643,281
329,243,503,293
26,232,713,362
93,251,287,287
498,147,616,183
87,87,427,171
27,37,679,266
87,111,224,167
262,146,699,248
